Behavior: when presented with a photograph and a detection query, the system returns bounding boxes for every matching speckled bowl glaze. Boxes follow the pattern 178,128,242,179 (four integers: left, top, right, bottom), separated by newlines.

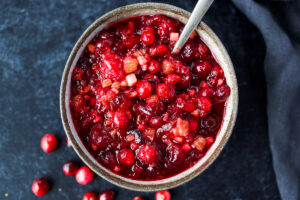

60,3,238,191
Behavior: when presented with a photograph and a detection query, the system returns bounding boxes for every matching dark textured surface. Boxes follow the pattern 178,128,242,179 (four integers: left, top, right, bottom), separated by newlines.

0,0,281,199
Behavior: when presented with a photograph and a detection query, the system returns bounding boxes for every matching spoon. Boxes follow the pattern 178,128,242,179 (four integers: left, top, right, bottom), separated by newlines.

172,0,214,54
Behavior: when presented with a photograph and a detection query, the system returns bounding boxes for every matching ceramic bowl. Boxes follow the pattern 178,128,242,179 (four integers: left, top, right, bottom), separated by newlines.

60,2,238,191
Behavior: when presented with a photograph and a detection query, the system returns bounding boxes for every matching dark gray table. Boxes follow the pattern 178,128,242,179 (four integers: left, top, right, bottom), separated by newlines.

0,0,281,199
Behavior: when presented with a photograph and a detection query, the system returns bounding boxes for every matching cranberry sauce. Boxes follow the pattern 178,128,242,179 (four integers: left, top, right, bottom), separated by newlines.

69,15,230,180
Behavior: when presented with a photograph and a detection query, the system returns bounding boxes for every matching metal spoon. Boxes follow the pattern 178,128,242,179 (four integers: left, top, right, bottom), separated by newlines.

172,0,214,54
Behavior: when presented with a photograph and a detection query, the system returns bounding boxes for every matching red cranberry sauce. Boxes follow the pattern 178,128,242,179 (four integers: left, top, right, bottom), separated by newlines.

69,15,230,180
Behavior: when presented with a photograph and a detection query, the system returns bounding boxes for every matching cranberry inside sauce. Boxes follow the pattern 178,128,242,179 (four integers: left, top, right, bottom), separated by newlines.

69,15,230,180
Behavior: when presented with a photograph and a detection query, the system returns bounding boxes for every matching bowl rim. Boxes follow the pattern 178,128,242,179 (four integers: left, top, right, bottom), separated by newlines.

60,2,238,191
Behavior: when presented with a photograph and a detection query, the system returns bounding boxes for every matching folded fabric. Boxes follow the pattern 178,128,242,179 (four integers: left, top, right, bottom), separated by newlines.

232,0,300,199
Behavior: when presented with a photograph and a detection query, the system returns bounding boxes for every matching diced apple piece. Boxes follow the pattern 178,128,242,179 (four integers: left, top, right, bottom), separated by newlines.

126,134,135,142
111,81,120,89
141,65,147,71
191,109,200,117
126,74,137,86
121,80,128,87
162,59,174,74
123,56,138,74
192,136,206,151
146,95,159,105
176,118,189,136
129,91,137,98
170,32,179,42
111,88,119,94
102,79,112,88
137,55,148,65
110,129,117,136
171,127,179,136
174,136,183,143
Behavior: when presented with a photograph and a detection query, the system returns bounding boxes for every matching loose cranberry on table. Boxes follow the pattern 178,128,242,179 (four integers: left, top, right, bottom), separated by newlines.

98,190,115,200
155,190,171,200
133,196,144,200
69,14,230,180
83,192,98,200
32,178,50,197
40,134,58,153
75,166,94,185
66,136,72,148
62,161,79,176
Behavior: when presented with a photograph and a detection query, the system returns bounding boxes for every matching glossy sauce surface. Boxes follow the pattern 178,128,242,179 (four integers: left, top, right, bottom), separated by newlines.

70,15,230,180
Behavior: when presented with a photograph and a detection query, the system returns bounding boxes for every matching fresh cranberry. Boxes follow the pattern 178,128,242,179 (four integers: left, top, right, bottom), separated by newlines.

156,83,169,98
148,60,161,74
98,190,115,200
142,73,160,84
164,74,181,85
133,196,144,200
89,124,113,150
192,60,212,79
180,42,198,63
202,114,219,132
62,161,79,176
66,137,72,148
83,192,98,200
32,178,50,197
166,144,184,167
136,81,153,98
198,42,210,58
150,44,168,56
75,166,94,185
141,27,155,45
118,148,135,166
215,85,231,102
177,66,191,88
158,19,176,39
41,134,58,153
113,110,129,129
198,87,214,99
138,145,157,165
155,190,171,200
183,100,196,112
207,76,218,87
156,44,168,56
211,64,223,77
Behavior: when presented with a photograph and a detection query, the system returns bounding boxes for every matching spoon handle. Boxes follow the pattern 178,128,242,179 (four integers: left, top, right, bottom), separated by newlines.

172,0,214,54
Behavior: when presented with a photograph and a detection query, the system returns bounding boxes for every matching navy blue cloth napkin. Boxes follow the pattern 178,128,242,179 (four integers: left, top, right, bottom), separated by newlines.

232,0,300,199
